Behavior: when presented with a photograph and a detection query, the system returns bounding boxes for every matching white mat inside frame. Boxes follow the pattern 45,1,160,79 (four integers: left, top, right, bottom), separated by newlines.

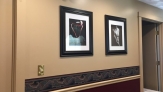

144,88,160,92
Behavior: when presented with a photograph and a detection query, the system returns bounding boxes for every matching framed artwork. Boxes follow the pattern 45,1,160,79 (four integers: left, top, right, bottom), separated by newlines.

60,6,93,57
105,15,127,55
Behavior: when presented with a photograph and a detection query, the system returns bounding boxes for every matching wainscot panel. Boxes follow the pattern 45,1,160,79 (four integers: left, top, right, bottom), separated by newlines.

25,66,139,92
79,78,140,92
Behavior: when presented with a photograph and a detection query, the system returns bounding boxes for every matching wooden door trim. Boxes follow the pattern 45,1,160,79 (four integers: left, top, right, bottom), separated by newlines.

11,0,17,92
138,12,163,92
138,16,144,92
159,23,163,92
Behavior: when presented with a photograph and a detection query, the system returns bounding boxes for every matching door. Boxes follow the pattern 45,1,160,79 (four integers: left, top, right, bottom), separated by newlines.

142,23,159,90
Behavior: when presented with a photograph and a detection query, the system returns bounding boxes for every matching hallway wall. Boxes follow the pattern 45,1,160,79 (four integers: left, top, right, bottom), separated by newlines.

0,0,12,92
14,0,163,92
23,0,139,78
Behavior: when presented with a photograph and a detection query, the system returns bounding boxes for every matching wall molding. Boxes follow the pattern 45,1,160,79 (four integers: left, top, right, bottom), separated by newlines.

51,75,140,92
25,66,139,92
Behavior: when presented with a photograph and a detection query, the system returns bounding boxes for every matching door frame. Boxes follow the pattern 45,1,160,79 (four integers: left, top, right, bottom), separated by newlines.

11,0,16,92
138,16,163,92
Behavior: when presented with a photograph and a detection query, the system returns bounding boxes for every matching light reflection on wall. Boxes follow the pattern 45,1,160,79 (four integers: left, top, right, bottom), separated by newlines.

124,8,134,15
63,0,86,4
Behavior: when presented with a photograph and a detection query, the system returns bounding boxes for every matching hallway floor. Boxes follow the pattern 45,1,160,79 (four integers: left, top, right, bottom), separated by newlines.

144,88,160,92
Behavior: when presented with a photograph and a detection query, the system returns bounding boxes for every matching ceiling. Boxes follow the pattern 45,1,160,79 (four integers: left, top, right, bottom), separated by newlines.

139,0,163,10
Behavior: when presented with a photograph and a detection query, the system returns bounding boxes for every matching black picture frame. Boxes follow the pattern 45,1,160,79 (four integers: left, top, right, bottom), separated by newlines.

60,6,93,57
105,15,127,55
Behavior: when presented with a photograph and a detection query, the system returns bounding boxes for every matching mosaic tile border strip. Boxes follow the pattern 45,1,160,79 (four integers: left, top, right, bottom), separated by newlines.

25,66,139,92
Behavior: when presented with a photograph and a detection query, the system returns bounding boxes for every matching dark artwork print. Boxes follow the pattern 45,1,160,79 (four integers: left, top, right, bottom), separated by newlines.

111,25,122,46
69,19,86,46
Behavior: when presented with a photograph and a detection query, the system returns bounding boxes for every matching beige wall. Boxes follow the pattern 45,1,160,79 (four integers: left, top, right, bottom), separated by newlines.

0,0,12,92
138,2,163,22
14,0,163,92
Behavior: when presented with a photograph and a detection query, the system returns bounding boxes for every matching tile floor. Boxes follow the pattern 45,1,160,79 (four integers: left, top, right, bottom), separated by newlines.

144,88,160,92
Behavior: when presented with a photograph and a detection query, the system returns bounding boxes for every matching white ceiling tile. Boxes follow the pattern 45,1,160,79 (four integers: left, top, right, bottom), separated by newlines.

139,0,163,10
